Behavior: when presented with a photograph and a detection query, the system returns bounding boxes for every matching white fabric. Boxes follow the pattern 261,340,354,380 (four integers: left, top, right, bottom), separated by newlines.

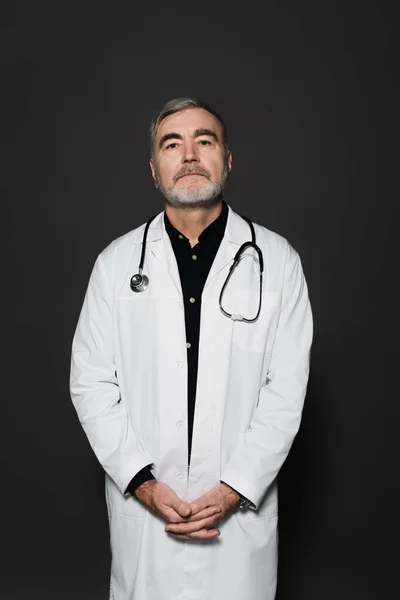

70,205,313,600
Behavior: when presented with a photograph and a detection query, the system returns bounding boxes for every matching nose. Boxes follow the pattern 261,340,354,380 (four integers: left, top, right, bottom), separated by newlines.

182,140,199,163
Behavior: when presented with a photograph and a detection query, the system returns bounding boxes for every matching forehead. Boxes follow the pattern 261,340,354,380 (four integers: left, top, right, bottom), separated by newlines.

155,108,223,140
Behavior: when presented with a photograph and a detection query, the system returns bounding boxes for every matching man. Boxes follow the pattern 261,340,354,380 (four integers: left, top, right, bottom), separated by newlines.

70,97,313,600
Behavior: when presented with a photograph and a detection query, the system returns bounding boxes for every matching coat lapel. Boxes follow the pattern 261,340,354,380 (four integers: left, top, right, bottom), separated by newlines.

202,206,251,295
147,212,183,296
144,205,251,298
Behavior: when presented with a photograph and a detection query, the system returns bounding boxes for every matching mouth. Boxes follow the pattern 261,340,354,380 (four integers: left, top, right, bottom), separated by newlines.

179,172,206,179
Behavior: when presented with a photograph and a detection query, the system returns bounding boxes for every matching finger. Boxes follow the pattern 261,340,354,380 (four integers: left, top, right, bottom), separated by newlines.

177,500,192,518
165,514,219,535
163,506,221,523
167,498,192,519
173,506,220,524
166,528,221,540
187,528,221,539
161,506,190,524
166,532,192,539
189,497,213,516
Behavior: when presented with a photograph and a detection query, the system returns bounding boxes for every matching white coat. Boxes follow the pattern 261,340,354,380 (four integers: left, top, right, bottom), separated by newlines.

70,205,313,600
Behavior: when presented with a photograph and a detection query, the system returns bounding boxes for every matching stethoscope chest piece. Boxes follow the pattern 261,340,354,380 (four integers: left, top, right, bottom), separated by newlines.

130,272,149,292
130,214,158,293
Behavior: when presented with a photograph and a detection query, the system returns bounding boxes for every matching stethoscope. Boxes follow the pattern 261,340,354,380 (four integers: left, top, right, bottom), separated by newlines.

130,213,264,322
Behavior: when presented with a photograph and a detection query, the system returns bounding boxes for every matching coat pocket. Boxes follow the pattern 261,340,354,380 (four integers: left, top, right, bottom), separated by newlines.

232,291,280,353
108,511,146,597
105,473,146,519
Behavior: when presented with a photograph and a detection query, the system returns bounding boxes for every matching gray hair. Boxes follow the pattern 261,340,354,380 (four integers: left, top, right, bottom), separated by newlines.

149,97,229,156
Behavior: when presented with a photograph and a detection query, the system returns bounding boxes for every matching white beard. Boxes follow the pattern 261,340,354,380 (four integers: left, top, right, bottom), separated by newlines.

155,164,229,209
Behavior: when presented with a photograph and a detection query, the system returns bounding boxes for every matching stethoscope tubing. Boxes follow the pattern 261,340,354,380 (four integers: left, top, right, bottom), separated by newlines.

130,211,264,322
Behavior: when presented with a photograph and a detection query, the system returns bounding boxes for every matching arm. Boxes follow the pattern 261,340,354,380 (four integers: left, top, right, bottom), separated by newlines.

69,250,155,495
220,242,313,509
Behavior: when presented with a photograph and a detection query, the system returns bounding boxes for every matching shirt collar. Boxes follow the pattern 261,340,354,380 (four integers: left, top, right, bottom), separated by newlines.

164,201,228,245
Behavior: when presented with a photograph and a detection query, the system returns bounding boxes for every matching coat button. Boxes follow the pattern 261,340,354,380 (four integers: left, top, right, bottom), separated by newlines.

189,297,196,303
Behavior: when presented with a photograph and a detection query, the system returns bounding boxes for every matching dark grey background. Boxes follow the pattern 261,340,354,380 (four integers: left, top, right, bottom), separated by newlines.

2,1,398,598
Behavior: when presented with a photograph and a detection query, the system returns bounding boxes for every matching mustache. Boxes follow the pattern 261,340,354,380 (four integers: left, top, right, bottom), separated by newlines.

173,167,210,182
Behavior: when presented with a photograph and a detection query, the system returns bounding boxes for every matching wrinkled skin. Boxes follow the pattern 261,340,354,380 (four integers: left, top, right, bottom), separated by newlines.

135,480,240,539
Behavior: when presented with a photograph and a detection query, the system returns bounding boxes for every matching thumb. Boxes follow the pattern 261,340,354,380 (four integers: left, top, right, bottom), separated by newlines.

177,501,192,518
169,494,192,518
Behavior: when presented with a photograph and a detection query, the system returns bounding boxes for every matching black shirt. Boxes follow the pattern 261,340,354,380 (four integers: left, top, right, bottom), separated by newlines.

125,202,228,495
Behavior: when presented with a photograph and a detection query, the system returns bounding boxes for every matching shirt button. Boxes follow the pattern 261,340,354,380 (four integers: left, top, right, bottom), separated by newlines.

192,254,198,260
177,473,185,480
186,342,191,349
176,361,184,368
176,420,184,428
178,302,183,309
189,297,196,303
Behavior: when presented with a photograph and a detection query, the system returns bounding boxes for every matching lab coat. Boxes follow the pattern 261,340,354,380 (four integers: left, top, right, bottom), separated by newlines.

70,205,313,600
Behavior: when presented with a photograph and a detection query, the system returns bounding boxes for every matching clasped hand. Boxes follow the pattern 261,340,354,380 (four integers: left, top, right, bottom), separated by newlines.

135,480,240,539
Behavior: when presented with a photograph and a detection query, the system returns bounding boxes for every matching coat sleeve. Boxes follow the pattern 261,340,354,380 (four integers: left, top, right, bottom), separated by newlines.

69,250,155,495
220,242,313,510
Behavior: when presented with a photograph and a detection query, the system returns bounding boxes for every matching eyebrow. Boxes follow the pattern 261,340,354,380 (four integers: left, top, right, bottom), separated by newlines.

159,128,219,149
193,128,219,141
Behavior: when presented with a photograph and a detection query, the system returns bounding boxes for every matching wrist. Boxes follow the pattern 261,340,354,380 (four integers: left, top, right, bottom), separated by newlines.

220,482,240,503
220,482,252,509
134,478,157,499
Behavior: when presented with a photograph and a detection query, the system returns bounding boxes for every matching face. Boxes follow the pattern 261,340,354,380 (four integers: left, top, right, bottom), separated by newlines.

150,107,232,209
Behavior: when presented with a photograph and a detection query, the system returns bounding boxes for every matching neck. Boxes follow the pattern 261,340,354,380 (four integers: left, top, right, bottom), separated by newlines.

165,200,223,248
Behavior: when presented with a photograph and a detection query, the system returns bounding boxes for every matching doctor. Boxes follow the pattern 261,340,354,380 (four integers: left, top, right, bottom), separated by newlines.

70,97,313,600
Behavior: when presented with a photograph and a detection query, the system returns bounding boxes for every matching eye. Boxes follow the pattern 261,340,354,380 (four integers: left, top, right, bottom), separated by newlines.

198,139,212,146
166,142,178,149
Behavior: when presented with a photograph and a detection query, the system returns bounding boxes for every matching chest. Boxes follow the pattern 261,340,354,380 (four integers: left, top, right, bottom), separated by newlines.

113,240,281,357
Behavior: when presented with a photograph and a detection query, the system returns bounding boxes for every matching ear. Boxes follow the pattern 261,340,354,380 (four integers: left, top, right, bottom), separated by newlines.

226,149,232,172
149,157,159,188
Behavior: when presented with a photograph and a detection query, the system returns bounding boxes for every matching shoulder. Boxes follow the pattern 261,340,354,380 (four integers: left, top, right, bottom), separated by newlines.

252,221,290,255
91,212,163,285
254,222,304,278
236,208,298,267
247,223,309,302
97,212,163,269
228,205,301,266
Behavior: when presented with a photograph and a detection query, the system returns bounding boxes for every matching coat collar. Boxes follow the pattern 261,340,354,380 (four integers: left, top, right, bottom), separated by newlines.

133,204,249,244
134,204,252,296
